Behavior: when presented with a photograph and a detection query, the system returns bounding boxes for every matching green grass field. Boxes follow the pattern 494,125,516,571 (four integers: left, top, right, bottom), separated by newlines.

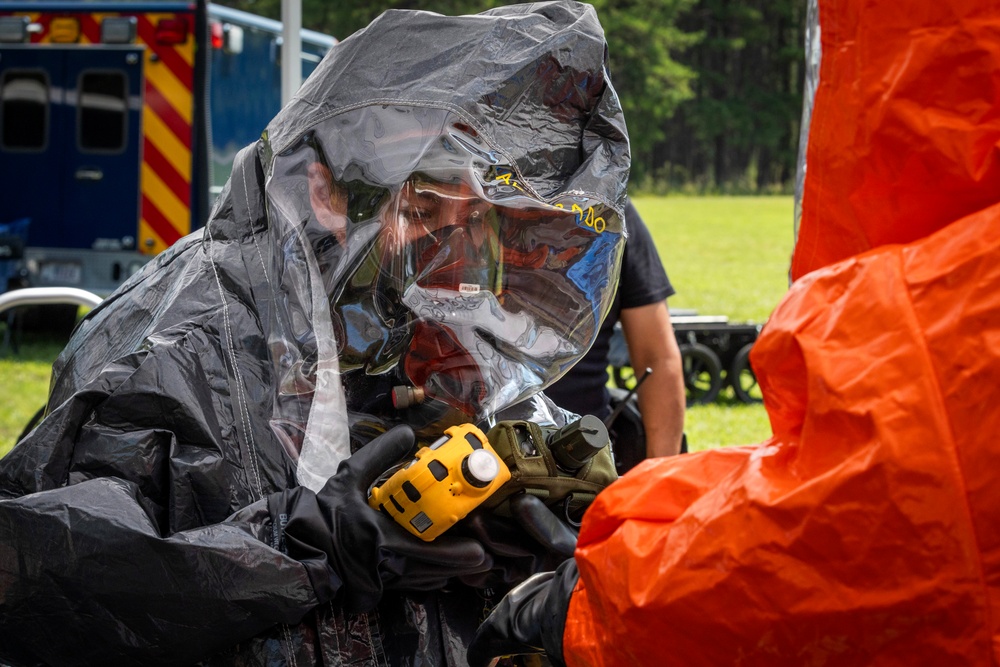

0,196,794,457
0,338,65,456
632,195,794,451
633,195,793,325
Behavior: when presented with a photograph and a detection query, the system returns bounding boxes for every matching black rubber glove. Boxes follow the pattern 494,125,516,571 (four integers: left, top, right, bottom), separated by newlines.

467,558,580,667
270,425,493,612
456,493,578,589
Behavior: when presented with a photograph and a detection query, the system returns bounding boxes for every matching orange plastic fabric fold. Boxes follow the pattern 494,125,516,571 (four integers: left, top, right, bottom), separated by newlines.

791,0,1000,281
564,200,1000,665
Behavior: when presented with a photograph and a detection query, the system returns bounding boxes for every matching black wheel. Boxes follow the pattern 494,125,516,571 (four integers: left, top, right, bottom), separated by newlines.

729,343,762,404
680,342,723,405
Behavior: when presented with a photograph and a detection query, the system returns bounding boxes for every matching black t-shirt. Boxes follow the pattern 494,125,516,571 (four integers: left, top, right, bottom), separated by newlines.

544,201,675,419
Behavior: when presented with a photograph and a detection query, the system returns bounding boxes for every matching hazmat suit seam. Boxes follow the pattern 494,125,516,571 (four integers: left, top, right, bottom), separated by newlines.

204,220,266,501
280,622,299,667
242,156,274,293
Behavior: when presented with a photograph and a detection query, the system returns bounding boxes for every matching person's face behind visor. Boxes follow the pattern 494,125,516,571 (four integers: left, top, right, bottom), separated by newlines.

390,178,501,295
269,106,624,434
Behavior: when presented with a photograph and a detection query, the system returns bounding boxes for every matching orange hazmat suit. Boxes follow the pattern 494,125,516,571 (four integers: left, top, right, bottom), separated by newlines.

564,0,1000,663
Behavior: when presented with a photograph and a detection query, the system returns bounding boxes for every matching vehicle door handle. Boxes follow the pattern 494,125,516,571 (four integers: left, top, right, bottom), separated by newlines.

75,168,104,181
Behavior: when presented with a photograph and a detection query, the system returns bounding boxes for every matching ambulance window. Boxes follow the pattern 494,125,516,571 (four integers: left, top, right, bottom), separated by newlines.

79,71,127,152
1,70,48,151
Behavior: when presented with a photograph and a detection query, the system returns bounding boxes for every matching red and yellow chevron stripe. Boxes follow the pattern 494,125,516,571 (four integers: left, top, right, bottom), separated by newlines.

26,10,194,255
135,13,194,254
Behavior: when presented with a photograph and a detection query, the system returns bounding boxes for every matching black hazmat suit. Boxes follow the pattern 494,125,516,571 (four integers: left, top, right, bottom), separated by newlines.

0,2,630,665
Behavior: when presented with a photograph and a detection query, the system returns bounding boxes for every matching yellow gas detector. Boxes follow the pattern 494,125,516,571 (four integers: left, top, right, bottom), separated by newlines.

368,423,511,541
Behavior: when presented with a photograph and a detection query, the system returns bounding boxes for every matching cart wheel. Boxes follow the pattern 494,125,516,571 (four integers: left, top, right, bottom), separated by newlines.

680,343,723,405
729,343,762,404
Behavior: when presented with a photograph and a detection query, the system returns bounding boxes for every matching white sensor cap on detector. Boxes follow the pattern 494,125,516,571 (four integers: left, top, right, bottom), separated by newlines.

464,449,500,485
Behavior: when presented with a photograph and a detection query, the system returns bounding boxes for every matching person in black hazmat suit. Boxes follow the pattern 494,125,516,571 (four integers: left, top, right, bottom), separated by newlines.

0,2,630,666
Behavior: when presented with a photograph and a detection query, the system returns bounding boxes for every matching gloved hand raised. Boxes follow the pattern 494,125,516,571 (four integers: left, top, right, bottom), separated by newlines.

270,425,492,612
466,558,579,667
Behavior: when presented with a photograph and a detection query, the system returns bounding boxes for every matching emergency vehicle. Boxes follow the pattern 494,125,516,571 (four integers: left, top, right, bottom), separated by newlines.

0,1,335,297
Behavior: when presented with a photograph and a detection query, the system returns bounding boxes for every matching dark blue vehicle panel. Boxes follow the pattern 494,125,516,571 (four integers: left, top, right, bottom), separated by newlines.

1,45,142,251
207,4,335,196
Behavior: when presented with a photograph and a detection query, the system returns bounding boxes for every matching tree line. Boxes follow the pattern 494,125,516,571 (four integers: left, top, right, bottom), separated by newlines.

221,0,807,193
